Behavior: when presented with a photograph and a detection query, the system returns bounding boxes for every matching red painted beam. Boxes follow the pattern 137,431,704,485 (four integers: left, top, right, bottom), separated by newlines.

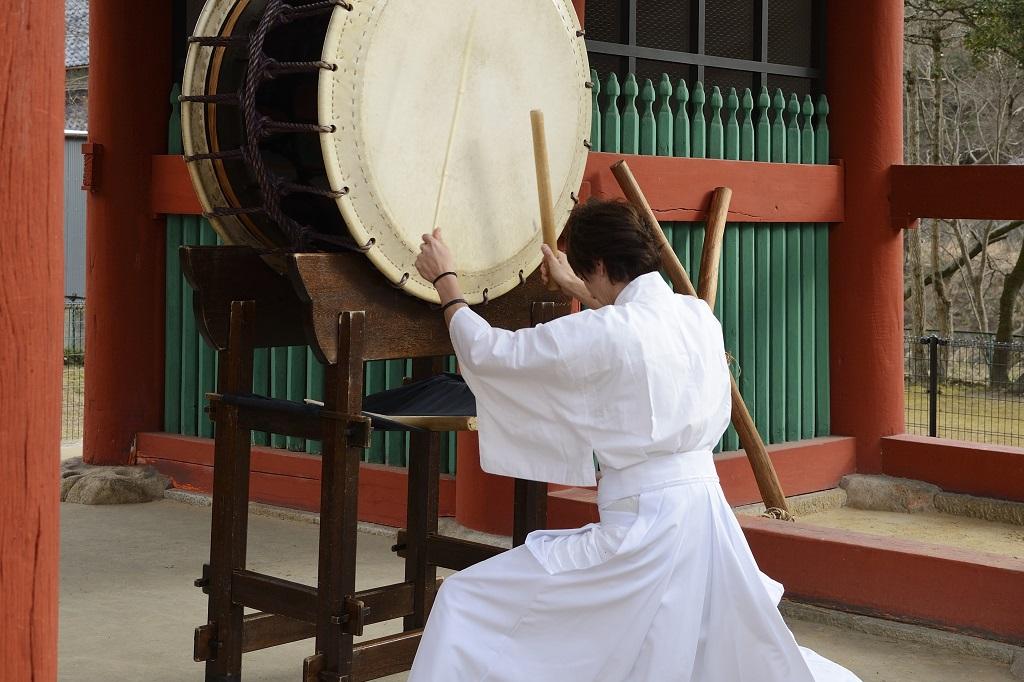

136,432,456,527
882,434,1024,503
583,152,845,223
892,164,1024,221
545,437,857,530
151,154,204,216
152,152,846,224
0,0,63,676
742,515,1024,644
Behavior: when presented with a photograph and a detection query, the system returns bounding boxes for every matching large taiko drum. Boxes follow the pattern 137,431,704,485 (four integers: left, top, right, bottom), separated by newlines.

182,0,591,304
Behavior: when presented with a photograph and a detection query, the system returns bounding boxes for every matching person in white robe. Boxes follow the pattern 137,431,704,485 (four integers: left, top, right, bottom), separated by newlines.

408,199,860,681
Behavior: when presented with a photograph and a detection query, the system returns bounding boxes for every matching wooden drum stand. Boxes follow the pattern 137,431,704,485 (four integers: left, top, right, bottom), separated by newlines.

183,246,570,681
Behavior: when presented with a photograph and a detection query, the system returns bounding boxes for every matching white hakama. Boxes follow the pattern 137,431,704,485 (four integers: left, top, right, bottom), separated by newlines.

409,273,860,681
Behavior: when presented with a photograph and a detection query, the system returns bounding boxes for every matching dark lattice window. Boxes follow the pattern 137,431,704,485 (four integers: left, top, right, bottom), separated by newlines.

584,0,822,91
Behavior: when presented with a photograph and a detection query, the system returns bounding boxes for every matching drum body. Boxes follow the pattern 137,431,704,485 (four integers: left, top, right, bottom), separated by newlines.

183,0,590,303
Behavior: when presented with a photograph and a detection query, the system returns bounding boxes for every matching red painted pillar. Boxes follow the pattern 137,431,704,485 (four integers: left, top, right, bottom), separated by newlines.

455,0,587,535
826,0,905,472
84,0,171,464
0,0,63,678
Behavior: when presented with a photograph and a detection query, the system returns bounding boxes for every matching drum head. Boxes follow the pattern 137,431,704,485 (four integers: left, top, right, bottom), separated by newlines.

319,0,590,304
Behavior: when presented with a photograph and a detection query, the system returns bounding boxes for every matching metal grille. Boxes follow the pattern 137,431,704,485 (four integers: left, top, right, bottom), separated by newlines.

590,53,630,82
635,59,694,91
703,67,757,96
768,0,815,67
64,297,86,442
636,0,692,52
904,335,1024,448
586,0,822,93
585,0,627,44
705,0,756,60
766,74,813,99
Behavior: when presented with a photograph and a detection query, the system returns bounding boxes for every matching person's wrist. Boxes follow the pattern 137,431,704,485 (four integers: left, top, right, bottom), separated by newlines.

435,275,463,303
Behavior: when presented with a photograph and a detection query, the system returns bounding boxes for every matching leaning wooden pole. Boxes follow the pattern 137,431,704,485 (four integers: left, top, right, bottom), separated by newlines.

611,160,792,518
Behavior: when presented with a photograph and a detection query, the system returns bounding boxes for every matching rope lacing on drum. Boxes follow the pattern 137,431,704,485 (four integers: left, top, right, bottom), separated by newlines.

204,206,265,219
275,0,352,24
391,272,411,290
184,147,248,163
179,92,241,105
252,114,335,139
260,56,338,79
233,0,364,253
273,177,349,199
188,35,249,48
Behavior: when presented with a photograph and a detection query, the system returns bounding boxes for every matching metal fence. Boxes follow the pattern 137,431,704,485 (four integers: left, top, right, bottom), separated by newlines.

905,334,1024,447
64,297,85,442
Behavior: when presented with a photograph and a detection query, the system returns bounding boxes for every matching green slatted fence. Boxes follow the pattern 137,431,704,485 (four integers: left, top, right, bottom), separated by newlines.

589,69,832,446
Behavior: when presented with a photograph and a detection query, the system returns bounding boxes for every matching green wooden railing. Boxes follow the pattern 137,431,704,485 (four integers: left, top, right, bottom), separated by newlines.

163,71,831,473
589,71,831,448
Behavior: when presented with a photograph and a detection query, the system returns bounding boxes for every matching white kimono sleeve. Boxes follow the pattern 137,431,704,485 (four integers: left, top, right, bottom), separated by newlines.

449,307,598,486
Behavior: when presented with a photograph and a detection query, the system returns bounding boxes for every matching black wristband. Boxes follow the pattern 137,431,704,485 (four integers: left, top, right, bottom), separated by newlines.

432,271,457,286
441,298,467,312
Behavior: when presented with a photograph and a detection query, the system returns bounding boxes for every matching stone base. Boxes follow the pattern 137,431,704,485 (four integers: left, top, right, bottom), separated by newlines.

61,457,170,504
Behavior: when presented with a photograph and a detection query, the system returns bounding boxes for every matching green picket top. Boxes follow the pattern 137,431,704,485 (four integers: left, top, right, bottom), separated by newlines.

656,74,674,157
814,94,830,165
690,81,706,159
590,68,602,153
639,78,657,156
602,72,621,153
622,73,640,155
740,89,755,160
770,88,787,163
708,86,724,160
673,79,691,158
725,88,740,161
801,95,815,165
755,87,772,163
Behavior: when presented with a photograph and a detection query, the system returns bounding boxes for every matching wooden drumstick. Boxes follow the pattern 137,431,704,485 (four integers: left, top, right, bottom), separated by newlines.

431,9,478,232
530,110,560,290
610,160,792,519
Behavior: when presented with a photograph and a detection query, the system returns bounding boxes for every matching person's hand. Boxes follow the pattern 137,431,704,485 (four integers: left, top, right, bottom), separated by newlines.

541,244,583,297
416,228,455,285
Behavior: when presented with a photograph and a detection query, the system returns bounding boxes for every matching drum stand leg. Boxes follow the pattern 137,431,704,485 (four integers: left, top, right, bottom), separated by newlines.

204,301,257,681
306,311,368,682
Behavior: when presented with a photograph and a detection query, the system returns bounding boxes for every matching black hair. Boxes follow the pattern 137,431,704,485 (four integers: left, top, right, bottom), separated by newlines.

563,198,663,283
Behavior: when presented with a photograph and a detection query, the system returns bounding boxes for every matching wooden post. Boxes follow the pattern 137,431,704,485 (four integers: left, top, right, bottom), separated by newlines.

205,302,256,680
84,0,171,464
0,0,63,678
827,0,905,472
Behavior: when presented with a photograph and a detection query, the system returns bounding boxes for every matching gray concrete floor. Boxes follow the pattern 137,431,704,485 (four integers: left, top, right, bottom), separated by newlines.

59,499,1018,681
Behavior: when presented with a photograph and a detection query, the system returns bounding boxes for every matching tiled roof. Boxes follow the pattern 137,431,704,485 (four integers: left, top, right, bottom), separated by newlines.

66,0,89,68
